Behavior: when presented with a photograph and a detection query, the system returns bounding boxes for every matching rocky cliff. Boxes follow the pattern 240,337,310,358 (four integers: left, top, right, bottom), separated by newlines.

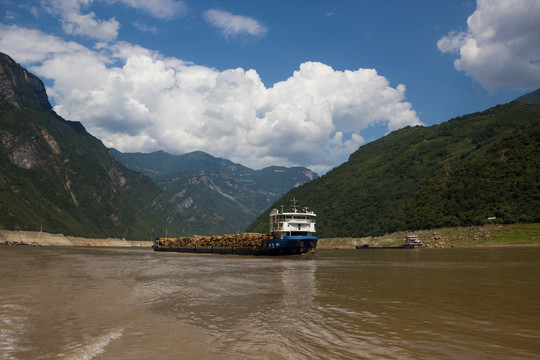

0,53,51,110
0,52,179,239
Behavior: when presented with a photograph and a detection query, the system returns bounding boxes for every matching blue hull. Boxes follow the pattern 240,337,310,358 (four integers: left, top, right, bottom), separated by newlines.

153,236,318,256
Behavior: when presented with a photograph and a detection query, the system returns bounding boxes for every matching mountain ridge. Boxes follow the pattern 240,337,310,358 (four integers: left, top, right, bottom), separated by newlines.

110,149,253,179
246,90,540,237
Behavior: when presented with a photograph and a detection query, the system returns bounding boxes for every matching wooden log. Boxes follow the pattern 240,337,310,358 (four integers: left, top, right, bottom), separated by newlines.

158,233,272,248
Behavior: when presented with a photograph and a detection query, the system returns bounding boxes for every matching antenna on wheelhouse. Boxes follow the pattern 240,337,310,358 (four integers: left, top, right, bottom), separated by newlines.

291,198,298,213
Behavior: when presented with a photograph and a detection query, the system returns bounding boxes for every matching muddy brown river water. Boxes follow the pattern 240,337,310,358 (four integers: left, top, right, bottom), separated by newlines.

1,246,539,359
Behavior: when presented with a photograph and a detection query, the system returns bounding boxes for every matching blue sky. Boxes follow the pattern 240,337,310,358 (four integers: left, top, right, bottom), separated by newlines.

1,0,539,173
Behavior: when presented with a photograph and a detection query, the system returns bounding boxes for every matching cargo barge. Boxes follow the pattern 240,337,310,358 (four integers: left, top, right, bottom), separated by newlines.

153,199,317,255
355,235,425,249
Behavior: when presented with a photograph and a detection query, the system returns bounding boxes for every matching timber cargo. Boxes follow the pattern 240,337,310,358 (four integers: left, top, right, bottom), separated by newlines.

153,199,318,255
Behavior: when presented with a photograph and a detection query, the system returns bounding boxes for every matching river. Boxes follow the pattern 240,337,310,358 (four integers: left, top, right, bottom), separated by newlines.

1,246,539,359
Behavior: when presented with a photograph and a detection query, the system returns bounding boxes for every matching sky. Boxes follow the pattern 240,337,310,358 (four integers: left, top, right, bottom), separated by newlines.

0,0,539,174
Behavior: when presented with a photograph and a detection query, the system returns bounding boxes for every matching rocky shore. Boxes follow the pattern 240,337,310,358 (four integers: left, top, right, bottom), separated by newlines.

318,223,540,249
2,223,539,249
0,229,152,247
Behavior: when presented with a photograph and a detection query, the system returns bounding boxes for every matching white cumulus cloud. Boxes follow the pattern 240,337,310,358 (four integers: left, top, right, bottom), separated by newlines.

46,0,120,41
0,25,421,173
204,9,268,38
438,0,540,91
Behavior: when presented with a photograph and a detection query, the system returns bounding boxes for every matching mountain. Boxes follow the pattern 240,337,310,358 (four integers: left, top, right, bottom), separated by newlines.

110,149,253,179
112,149,318,235
246,90,540,237
0,52,179,239
392,119,540,229
0,53,51,111
515,88,540,103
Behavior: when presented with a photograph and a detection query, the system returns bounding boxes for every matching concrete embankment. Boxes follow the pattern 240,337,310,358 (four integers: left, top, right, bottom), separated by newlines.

0,230,152,247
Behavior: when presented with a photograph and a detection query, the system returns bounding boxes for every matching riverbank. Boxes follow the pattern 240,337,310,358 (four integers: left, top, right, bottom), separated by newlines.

0,229,152,247
2,223,539,249
318,223,540,249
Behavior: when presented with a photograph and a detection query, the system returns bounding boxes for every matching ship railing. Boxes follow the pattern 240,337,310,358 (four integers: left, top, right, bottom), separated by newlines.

279,219,315,225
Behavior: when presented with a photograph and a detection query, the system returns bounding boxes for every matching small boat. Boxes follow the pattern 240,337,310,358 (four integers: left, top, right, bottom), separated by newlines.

153,199,318,255
355,234,425,249
401,235,425,248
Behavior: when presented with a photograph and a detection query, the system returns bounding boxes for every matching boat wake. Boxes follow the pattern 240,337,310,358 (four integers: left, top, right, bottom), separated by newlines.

59,327,124,360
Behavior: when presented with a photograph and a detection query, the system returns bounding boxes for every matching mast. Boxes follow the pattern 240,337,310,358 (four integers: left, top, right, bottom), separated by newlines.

291,198,298,213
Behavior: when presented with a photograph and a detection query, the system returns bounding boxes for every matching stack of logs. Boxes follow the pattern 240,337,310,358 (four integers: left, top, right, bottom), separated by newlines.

158,233,272,248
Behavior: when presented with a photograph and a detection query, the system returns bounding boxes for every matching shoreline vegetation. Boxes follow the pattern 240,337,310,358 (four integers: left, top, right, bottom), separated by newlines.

317,223,540,249
1,223,539,249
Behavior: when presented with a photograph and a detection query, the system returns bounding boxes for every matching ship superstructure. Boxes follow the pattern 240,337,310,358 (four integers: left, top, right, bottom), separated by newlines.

269,199,316,238
265,198,318,254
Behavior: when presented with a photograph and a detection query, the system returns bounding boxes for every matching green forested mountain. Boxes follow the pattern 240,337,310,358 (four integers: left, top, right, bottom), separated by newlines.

392,120,540,229
112,150,318,235
246,96,540,237
0,52,180,239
